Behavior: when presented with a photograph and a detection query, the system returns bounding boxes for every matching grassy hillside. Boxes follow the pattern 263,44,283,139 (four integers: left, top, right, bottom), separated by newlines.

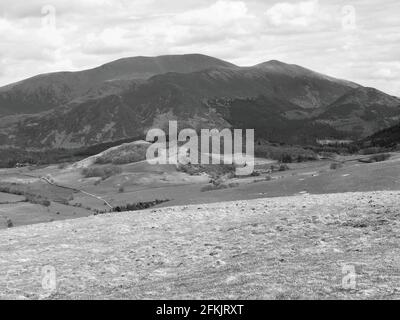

1,191,399,299
0,136,145,168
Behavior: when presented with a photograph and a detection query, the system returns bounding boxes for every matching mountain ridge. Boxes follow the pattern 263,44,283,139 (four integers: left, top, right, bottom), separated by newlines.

0,54,236,116
0,54,360,116
0,53,399,149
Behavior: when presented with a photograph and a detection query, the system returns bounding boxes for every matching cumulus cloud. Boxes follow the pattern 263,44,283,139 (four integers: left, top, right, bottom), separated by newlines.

82,27,132,55
175,0,250,26
265,0,322,27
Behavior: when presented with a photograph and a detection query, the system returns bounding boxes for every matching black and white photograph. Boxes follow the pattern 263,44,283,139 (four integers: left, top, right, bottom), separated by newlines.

0,0,399,306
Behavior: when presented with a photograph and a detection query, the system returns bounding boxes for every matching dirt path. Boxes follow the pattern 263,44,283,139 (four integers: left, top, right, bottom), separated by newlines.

0,190,399,300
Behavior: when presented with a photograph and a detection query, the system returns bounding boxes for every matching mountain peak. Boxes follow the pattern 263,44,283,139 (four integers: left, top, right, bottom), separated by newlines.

264,59,287,65
255,59,321,77
0,53,238,115
96,53,236,76
254,59,359,89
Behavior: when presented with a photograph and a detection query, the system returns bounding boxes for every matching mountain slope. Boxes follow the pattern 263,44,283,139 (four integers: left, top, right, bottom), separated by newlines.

254,60,359,109
315,87,400,137
360,121,400,149
0,55,358,117
0,54,236,116
0,54,399,149
0,62,358,148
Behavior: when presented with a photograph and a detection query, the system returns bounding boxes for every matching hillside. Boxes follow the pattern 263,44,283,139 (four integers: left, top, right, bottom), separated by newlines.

1,191,399,299
0,54,399,149
254,60,359,108
360,121,400,149
0,54,235,116
316,87,400,137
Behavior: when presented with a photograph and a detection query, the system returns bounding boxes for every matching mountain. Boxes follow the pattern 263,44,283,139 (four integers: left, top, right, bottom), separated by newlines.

0,54,399,149
0,54,235,116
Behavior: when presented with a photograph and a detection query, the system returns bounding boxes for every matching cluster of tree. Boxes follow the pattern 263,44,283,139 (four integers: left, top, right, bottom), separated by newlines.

0,135,146,168
81,165,122,180
0,149,75,168
112,199,169,213
254,142,318,163
357,122,400,151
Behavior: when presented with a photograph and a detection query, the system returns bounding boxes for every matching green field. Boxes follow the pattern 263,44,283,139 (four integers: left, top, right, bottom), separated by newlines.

1,150,399,229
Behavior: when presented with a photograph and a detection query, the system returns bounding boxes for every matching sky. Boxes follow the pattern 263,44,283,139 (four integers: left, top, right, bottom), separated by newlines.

0,0,399,96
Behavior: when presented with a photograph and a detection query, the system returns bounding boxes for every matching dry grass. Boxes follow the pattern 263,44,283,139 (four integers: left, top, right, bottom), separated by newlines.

82,165,122,180
1,191,399,299
95,144,148,165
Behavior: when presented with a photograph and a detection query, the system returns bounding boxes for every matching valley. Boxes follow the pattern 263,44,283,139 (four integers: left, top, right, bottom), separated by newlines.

0,53,399,300
1,143,399,230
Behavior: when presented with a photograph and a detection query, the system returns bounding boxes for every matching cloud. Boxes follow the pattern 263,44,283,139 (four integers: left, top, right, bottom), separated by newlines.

175,0,250,26
265,0,325,28
373,68,397,80
82,27,132,55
